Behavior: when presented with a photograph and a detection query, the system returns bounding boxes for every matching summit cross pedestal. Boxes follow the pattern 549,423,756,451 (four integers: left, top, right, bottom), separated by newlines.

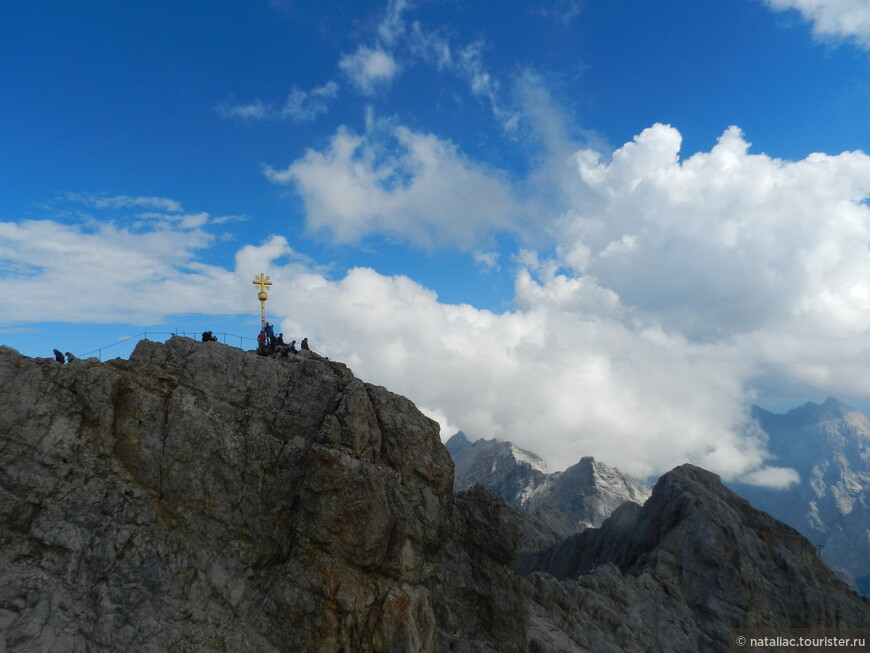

252,273,272,327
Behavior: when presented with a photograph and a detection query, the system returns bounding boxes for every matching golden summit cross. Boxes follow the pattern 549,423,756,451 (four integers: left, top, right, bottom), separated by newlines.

252,273,272,294
252,273,272,327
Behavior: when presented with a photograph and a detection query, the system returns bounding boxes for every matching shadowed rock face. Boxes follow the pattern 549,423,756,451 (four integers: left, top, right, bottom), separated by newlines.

1,339,867,652
517,465,870,651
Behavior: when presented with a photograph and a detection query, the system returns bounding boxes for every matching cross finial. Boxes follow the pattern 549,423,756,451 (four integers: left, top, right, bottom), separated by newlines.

252,273,272,293
253,273,272,328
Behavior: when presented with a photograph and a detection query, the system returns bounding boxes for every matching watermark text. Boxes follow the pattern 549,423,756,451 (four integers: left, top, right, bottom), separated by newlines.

731,629,869,652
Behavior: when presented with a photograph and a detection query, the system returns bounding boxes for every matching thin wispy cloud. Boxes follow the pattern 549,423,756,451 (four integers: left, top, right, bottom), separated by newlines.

218,82,339,122
338,46,400,95
378,0,410,45
0,218,223,323
455,41,520,132
66,194,184,213
393,15,521,131
766,0,870,48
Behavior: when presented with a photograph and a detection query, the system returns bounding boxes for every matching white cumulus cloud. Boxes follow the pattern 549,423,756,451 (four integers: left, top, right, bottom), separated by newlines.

737,465,801,489
227,239,763,481
557,123,870,341
256,115,870,487
264,120,523,248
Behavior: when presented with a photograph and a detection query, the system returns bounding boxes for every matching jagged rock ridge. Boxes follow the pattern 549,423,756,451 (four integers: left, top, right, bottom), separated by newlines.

1,339,867,652
515,464,870,650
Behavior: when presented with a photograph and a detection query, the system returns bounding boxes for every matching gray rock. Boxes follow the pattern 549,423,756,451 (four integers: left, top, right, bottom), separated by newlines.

1,340,866,652
0,338,452,652
516,465,870,651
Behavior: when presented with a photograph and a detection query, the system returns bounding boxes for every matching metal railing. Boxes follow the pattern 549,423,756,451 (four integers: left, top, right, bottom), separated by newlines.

78,331,260,361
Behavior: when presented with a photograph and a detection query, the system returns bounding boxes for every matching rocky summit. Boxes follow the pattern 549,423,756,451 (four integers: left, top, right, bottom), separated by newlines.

1,338,867,652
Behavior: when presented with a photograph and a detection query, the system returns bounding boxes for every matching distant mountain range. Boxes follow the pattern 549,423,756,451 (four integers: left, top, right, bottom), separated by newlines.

731,397,870,595
446,432,652,552
449,396,870,596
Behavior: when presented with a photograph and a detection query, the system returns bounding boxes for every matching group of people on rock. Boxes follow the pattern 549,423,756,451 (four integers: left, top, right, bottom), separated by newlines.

257,322,310,357
199,324,313,358
52,328,314,364
52,349,76,364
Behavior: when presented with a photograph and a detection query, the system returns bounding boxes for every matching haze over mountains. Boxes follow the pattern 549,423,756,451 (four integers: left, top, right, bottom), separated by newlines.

732,398,870,595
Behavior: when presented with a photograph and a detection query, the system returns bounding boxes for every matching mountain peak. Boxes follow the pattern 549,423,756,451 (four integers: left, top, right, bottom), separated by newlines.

444,430,471,453
790,396,856,420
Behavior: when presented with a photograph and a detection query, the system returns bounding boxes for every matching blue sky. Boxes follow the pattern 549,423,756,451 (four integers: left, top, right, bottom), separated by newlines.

3,0,870,484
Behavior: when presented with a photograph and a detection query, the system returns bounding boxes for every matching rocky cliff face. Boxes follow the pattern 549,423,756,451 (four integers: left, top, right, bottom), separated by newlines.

0,338,452,652
1,339,867,652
